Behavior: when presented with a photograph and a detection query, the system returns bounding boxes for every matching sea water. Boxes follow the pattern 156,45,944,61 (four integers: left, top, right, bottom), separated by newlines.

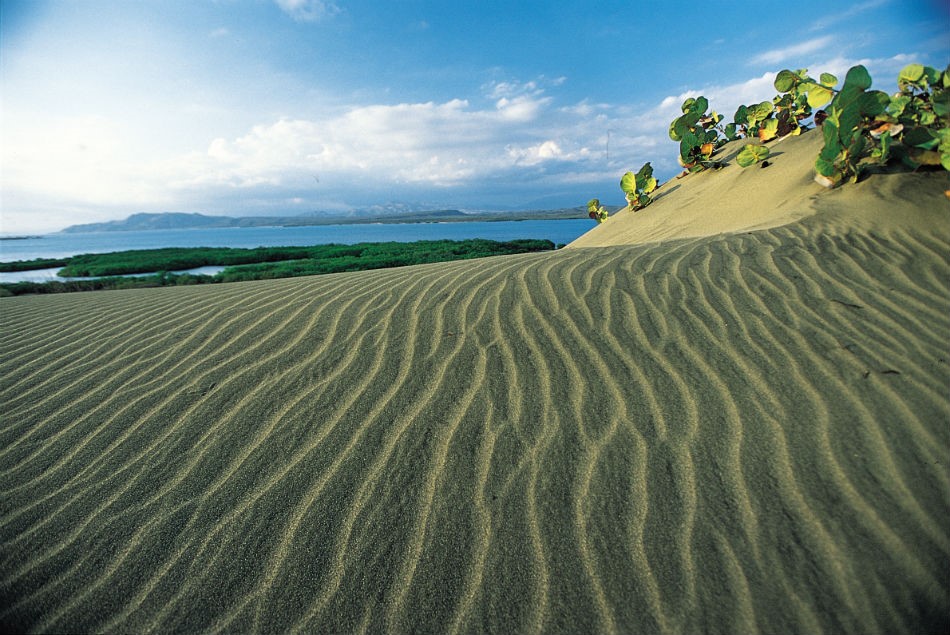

0,219,593,283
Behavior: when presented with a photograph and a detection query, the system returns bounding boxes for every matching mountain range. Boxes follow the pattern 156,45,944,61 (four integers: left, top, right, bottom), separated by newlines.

60,208,590,234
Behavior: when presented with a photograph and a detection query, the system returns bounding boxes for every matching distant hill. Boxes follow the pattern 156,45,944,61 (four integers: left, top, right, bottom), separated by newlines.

60,208,588,233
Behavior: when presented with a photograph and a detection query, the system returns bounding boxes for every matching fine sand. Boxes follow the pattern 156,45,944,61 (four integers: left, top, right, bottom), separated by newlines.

1,130,948,633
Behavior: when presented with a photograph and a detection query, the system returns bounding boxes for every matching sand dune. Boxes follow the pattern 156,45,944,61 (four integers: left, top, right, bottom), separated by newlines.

1,132,948,633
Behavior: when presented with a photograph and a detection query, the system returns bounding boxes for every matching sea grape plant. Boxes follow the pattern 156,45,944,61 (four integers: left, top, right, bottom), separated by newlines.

669,96,726,172
772,69,838,134
726,69,837,143
584,61,946,220
814,63,949,186
587,198,609,223
881,63,950,170
620,162,658,210
725,101,774,141
814,65,890,186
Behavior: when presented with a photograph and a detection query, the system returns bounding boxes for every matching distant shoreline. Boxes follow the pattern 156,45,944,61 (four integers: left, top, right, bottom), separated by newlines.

57,209,593,234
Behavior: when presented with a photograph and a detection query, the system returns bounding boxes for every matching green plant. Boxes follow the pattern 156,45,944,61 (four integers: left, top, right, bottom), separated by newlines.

669,96,726,172
879,63,950,169
620,162,658,210
726,69,837,142
587,198,609,223
814,65,891,186
736,143,771,168
814,63,949,187
772,69,837,136
726,101,775,141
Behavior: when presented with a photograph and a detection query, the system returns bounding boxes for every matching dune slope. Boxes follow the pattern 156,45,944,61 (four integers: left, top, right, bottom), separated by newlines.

1,133,949,633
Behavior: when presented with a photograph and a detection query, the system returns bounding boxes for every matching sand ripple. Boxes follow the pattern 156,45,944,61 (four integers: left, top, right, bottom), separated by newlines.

1,222,948,634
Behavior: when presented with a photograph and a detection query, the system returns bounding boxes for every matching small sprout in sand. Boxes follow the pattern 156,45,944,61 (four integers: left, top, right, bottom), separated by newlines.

587,198,609,223
736,144,771,168
620,162,658,211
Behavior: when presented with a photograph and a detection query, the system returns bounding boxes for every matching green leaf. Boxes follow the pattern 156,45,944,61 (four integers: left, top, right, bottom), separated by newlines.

861,90,890,116
933,89,950,118
836,104,863,144
619,172,636,195
887,94,911,117
819,72,837,88
724,122,738,140
847,134,867,159
692,96,709,114
758,118,779,141
634,163,657,194
938,128,950,170
669,112,701,141
736,143,771,167
586,198,601,212
669,118,683,141
898,63,925,86
821,120,842,155
844,65,873,91
815,156,837,177
923,66,941,86
805,84,834,109
637,193,652,207
748,101,774,122
775,69,799,93
636,161,654,181
903,126,940,149
877,130,891,163
733,104,749,125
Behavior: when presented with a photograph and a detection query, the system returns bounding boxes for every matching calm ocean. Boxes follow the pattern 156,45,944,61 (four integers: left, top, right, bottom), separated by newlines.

0,219,593,283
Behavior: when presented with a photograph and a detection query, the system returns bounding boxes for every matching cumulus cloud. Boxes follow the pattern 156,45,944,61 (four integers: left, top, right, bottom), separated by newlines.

171,87,573,194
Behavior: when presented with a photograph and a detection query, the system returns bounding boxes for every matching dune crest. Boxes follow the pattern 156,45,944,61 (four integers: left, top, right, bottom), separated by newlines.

1,136,948,633
570,129,950,248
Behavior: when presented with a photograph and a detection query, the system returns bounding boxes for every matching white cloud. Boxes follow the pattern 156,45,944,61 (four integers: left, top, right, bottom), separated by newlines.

273,0,340,22
506,140,565,165
175,94,563,190
753,36,835,66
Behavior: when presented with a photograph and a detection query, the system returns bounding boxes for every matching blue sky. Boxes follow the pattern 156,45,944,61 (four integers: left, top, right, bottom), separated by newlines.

1,0,948,233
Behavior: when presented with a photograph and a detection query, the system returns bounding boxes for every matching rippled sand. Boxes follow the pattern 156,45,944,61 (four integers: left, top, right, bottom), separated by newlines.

2,132,948,634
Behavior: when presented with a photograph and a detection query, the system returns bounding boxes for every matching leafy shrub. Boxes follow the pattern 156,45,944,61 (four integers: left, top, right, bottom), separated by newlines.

620,162,658,210
726,69,837,143
726,101,775,141
885,63,950,169
814,63,949,186
669,96,726,172
587,199,609,223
